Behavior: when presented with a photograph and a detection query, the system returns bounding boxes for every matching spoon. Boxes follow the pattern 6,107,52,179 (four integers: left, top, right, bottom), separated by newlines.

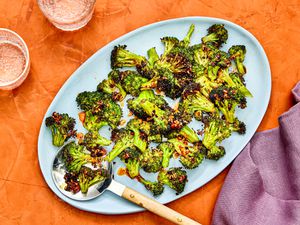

52,146,202,225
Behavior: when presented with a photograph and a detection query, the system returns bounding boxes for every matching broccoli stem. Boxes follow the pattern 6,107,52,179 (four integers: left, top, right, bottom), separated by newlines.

179,126,199,143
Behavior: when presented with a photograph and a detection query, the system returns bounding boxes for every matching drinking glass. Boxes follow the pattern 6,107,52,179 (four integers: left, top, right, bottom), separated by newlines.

0,28,30,90
37,0,96,31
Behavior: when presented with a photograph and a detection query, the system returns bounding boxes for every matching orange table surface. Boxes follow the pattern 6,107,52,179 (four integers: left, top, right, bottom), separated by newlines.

0,0,299,225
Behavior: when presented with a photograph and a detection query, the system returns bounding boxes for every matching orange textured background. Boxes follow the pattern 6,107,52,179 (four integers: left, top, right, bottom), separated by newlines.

0,1,300,225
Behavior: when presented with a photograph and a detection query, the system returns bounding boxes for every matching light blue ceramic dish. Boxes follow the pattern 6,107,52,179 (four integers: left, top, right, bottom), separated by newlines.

38,17,271,214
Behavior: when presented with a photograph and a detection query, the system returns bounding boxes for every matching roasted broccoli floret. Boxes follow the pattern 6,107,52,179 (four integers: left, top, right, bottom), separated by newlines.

161,36,180,57
202,116,230,160
111,45,146,69
158,167,188,194
119,147,141,178
140,148,163,173
82,131,111,150
228,45,246,75
97,70,127,101
179,83,216,120
127,90,168,119
209,86,246,123
76,91,122,130
136,47,159,79
201,24,228,47
229,72,252,97
126,119,151,152
217,69,252,97
179,141,206,169
167,125,199,143
194,75,220,98
179,24,195,48
137,175,164,196
63,172,80,194
119,70,148,96
106,128,135,162
78,166,108,194
158,142,175,168
62,142,98,173
229,119,246,134
45,112,76,147
168,137,205,169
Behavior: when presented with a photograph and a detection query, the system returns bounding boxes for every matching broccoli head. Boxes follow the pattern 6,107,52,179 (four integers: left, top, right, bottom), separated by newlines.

119,147,141,178
140,148,163,173
229,72,252,97
161,36,180,57
61,142,99,173
126,119,151,152
209,86,246,123
136,47,159,79
82,131,111,150
45,112,76,147
119,70,148,97
106,128,135,162
78,166,108,194
97,70,127,101
137,175,164,196
111,45,146,69
202,24,228,47
158,142,175,168
166,125,199,143
76,91,122,130
158,167,188,194
179,141,206,169
228,45,247,75
179,83,216,120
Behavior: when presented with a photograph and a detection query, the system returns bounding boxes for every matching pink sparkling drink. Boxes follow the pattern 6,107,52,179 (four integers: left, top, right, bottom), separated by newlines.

0,29,30,90
37,0,96,31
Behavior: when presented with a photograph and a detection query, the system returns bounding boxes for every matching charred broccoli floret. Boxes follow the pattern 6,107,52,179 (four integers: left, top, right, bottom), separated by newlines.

167,125,199,143
179,24,195,48
61,142,98,173
106,128,135,162
228,45,246,75
111,45,146,69
194,75,220,98
82,131,111,149
179,141,206,169
137,175,164,196
119,147,141,178
97,70,127,101
179,83,216,120
217,69,252,97
119,70,148,97
126,119,151,152
168,137,205,169
140,148,163,173
201,24,228,47
209,86,246,123
158,142,175,168
78,166,108,194
45,112,76,147
76,91,122,130
158,167,187,194
136,47,159,79
229,72,252,97
161,37,180,57
127,90,168,119
202,116,230,160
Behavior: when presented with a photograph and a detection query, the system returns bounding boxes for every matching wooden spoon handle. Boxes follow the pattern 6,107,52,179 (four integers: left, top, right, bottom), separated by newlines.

122,186,201,225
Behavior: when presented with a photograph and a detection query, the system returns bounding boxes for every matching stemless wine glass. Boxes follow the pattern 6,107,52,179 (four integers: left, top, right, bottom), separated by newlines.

37,0,96,31
0,28,30,90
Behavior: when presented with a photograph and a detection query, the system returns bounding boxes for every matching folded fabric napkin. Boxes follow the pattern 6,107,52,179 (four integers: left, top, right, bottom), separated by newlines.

212,82,300,225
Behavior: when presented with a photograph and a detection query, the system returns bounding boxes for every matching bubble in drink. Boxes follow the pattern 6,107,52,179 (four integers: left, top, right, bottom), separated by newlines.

0,42,26,83
38,0,96,31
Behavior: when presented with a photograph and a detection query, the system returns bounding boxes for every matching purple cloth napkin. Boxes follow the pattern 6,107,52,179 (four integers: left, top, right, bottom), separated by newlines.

212,82,300,225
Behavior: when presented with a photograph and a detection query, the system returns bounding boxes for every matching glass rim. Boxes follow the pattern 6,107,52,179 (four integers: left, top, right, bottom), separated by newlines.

0,28,30,88
37,0,96,25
